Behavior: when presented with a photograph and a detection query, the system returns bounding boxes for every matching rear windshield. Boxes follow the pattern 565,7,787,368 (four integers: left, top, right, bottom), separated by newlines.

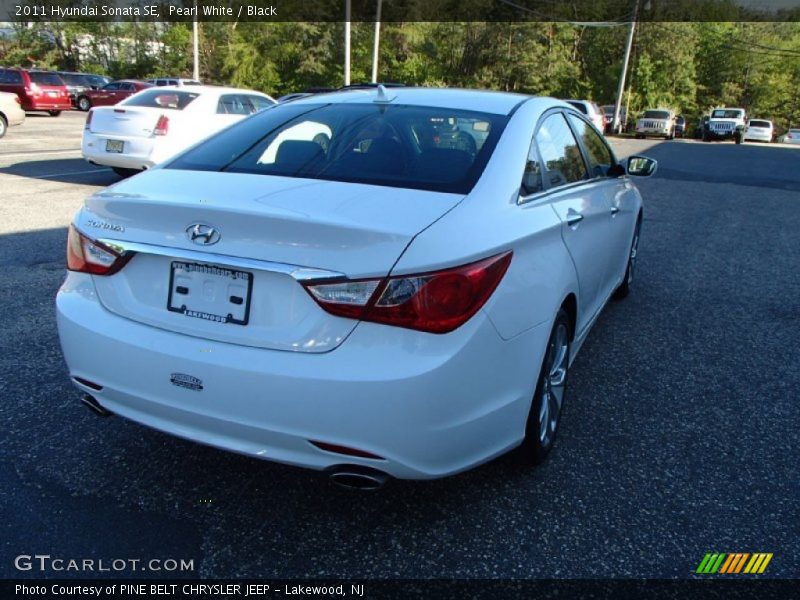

86,75,108,87
748,120,771,128
712,109,743,119
29,72,65,86
166,103,508,194
643,110,671,119
122,89,200,110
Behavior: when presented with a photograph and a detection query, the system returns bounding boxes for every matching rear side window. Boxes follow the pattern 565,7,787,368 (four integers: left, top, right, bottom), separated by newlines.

167,103,508,194
3,70,24,84
520,138,543,196
535,113,588,188
29,72,64,86
247,95,275,111
122,89,199,110
217,94,257,115
567,114,615,177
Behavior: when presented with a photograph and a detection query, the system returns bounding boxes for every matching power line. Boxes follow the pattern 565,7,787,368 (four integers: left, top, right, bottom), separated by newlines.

494,0,634,26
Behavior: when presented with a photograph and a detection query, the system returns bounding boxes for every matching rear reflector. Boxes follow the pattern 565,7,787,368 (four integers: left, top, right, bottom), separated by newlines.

310,441,385,460
303,251,512,334
67,224,132,276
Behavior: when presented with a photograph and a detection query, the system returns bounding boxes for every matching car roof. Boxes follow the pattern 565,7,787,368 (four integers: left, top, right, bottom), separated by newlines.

287,87,533,115
149,84,272,96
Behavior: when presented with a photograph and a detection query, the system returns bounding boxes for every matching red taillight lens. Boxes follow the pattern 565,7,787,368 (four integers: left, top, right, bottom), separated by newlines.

14,95,21,105
84,109,93,130
67,224,132,276
303,251,512,334
154,114,169,136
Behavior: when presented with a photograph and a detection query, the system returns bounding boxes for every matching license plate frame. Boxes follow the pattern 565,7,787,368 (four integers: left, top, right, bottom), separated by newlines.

167,261,253,326
105,139,124,153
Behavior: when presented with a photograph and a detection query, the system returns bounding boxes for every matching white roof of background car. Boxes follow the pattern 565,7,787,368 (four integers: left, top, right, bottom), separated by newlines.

149,84,274,98
286,87,547,115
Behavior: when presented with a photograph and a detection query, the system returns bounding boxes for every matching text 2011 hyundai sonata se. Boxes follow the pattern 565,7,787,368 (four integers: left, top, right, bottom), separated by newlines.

57,87,656,487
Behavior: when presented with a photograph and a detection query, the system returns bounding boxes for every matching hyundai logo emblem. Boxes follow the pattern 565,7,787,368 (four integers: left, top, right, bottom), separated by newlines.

186,224,221,246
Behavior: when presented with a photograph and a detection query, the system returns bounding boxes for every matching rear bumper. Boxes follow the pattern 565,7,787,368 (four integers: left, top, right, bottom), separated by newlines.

3,107,26,126
743,132,772,142
82,132,163,170
23,99,71,111
56,272,549,479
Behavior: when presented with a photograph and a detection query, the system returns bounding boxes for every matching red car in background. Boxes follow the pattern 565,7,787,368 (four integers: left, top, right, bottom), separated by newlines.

0,68,72,116
75,80,152,111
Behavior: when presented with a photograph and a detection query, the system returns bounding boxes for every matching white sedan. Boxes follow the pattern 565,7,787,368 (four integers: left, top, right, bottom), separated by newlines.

82,85,276,177
57,88,655,488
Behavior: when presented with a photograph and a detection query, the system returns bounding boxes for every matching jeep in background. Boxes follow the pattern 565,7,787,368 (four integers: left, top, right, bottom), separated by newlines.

635,108,676,139
704,107,746,143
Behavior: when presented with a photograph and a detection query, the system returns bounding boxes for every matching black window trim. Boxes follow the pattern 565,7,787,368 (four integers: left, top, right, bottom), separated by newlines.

518,107,595,205
563,109,620,184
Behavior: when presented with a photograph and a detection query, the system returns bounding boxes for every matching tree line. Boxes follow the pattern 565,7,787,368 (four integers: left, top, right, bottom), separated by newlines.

2,20,799,129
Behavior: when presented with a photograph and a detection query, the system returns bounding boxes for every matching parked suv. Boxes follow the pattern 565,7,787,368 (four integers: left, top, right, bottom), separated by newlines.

0,68,72,115
635,108,676,139
704,107,746,143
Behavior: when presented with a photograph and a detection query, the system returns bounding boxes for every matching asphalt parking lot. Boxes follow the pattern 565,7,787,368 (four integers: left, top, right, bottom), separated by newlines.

1,111,799,579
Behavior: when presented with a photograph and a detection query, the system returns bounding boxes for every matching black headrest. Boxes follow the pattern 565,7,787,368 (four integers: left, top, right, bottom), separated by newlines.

275,140,324,167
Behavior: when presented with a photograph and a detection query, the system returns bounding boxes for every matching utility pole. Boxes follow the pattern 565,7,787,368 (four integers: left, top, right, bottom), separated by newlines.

344,0,351,86
612,0,640,134
371,0,382,84
192,0,199,81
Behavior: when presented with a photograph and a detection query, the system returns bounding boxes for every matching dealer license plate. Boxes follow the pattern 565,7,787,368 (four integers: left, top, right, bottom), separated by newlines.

167,261,253,326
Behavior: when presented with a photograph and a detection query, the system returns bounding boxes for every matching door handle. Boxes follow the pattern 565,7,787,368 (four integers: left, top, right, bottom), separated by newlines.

566,210,584,226
611,205,620,215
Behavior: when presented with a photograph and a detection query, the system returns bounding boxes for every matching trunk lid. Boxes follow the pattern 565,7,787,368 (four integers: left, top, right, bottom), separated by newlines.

78,169,462,352
89,106,171,138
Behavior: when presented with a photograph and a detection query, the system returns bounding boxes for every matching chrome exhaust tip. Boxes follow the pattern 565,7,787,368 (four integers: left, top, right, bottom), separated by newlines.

329,466,390,491
81,395,113,417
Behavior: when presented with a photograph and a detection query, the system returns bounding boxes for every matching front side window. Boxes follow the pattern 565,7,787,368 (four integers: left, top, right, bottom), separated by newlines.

103,83,121,91
7,70,24,84
567,114,615,178
535,113,588,188
167,103,508,194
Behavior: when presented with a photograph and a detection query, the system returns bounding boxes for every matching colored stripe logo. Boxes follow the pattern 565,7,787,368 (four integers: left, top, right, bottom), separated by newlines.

696,553,772,574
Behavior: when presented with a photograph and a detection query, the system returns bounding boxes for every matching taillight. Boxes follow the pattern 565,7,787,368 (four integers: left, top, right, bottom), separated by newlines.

154,114,169,136
14,96,21,105
303,251,512,334
84,109,93,130
27,83,41,96
67,224,132,276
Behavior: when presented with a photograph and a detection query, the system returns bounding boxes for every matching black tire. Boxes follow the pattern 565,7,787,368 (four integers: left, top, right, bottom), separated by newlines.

77,96,92,111
0,115,7,139
48,110,62,117
614,218,641,300
112,167,140,178
518,308,571,465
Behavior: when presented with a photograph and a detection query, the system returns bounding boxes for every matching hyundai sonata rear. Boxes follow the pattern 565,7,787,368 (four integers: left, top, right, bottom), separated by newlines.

57,88,649,482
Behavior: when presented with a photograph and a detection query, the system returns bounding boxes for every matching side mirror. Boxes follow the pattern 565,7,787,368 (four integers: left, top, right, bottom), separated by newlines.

626,155,657,177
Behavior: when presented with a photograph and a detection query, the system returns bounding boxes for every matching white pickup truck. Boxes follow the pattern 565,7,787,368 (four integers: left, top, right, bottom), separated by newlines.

703,107,746,143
